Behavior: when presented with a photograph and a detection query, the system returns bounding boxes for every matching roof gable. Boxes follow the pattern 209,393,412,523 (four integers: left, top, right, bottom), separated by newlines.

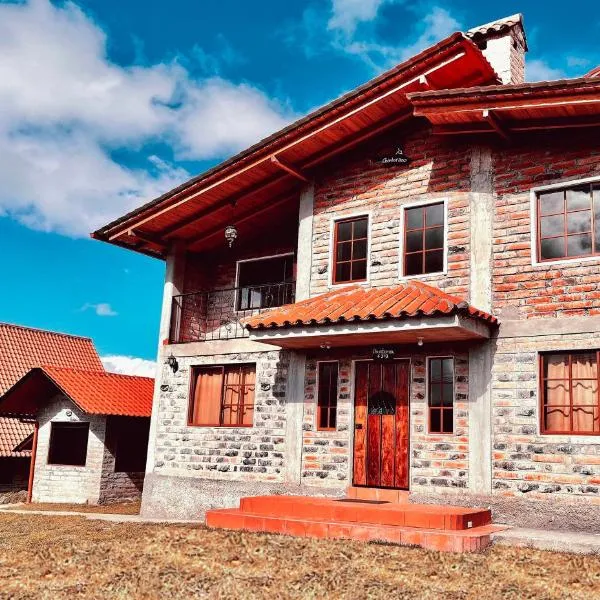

0,323,104,396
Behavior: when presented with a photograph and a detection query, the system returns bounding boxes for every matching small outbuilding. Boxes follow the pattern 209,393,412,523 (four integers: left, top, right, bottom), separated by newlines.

0,366,154,504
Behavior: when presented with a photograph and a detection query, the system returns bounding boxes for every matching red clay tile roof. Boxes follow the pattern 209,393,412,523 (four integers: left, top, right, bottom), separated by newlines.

0,367,154,418
41,367,154,417
0,323,104,395
244,282,497,330
0,417,33,458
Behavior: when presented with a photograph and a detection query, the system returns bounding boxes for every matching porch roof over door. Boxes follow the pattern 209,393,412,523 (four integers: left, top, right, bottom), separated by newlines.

242,281,497,349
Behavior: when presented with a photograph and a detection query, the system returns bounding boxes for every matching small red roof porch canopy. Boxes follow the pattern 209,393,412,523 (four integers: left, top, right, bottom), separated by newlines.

243,282,497,349
0,367,154,418
409,77,600,138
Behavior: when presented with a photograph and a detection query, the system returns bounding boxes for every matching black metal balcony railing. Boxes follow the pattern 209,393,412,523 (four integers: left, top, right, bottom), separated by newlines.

169,281,295,343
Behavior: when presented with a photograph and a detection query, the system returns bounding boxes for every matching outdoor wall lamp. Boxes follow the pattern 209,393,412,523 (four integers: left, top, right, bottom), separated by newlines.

166,354,179,373
320,342,332,351
417,337,424,347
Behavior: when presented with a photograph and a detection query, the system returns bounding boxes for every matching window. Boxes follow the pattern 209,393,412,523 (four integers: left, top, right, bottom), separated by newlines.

428,358,454,434
189,364,256,427
541,352,600,434
112,417,150,472
47,422,89,466
333,216,368,284
403,202,445,276
537,183,600,262
236,254,295,310
317,362,339,430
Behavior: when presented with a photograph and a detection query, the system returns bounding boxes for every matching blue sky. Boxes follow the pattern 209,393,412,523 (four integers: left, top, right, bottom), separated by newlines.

0,0,598,373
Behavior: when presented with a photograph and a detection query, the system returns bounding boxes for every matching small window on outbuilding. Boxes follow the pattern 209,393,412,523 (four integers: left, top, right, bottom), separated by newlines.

47,422,89,466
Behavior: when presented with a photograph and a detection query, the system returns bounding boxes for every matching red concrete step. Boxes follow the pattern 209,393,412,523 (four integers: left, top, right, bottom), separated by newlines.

346,486,410,503
238,496,491,531
205,508,505,553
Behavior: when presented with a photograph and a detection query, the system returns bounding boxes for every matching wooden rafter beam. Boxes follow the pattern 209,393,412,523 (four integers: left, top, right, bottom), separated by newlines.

185,193,295,248
270,155,309,182
107,51,468,240
130,228,166,248
483,109,510,142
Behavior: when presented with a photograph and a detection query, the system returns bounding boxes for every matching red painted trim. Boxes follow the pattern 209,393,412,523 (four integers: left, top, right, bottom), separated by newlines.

26,421,38,504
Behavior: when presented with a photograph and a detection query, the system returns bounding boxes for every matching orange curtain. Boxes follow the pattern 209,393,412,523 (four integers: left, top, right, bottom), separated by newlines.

545,354,570,432
190,367,223,425
241,366,256,426
572,353,598,433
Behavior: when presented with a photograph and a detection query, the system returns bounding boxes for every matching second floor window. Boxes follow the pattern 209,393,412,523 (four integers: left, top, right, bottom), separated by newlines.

236,254,294,311
537,183,600,262
403,202,445,276
189,364,256,427
333,216,368,284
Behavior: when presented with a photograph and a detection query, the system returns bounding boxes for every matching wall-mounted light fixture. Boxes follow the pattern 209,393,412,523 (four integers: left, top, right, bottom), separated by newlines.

166,353,179,373
320,341,332,351
417,337,424,347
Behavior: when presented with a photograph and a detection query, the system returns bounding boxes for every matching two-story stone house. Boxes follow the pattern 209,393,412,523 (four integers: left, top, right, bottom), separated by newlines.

94,14,600,531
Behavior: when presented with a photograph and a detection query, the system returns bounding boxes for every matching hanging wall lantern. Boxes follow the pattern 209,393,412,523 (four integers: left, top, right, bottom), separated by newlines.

224,224,238,248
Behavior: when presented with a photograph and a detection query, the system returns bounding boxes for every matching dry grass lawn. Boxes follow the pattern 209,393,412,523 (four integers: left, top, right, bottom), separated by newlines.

4,501,140,515
0,513,599,599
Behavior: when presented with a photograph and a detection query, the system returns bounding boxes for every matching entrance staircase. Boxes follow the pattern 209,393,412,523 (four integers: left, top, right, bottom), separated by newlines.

205,487,506,553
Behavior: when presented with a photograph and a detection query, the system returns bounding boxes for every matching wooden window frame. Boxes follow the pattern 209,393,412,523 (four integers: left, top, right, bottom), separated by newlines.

402,201,446,278
332,215,369,285
427,356,454,435
188,363,256,428
540,351,600,436
535,182,600,264
47,422,89,467
317,361,339,431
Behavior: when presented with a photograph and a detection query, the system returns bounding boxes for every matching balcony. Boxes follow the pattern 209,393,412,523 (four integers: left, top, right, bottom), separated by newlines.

169,282,295,343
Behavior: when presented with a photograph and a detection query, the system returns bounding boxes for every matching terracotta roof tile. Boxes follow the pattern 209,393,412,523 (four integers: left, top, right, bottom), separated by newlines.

243,282,497,330
37,367,154,417
0,417,33,458
0,323,103,396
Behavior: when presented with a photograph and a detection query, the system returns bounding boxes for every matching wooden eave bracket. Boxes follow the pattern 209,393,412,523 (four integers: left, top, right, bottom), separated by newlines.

483,109,511,142
270,155,309,182
128,228,166,249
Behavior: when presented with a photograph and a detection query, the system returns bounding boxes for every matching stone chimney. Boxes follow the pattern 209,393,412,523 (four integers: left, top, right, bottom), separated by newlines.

466,14,528,85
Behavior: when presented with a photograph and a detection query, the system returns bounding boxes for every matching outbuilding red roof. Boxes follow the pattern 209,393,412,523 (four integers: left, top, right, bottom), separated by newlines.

0,323,103,395
243,281,497,330
0,367,154,418
0,417,33,458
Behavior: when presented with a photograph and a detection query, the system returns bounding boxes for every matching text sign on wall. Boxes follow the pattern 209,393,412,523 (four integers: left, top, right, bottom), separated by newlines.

373,147,410,167
372,347,395,362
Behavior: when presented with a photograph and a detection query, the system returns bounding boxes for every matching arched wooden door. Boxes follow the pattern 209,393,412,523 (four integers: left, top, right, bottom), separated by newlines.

352,360,409,489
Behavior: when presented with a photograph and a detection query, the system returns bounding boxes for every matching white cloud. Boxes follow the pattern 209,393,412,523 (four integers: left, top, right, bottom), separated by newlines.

0,0,294,237
328,0,395,36
292,2,461,72
80,302,118,317
101,355,157,378
526,59,565,82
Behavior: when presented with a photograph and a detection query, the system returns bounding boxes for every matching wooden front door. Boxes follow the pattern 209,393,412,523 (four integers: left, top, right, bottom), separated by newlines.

353,361,409,489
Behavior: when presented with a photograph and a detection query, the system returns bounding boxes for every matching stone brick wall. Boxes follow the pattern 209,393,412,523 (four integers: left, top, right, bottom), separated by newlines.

492,330,600,500
33,396,105,504
493,135,600,319
300,346,471,494
310,126,472,298
152,351,289,482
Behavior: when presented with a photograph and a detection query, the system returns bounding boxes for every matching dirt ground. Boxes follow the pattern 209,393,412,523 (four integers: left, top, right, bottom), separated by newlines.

0,513,598,599
3,501,140,515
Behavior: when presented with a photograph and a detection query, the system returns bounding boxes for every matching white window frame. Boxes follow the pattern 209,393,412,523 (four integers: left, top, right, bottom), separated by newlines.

328,212,372,288
398,198,448,280
530,175,600,267
426,355,455,436
234,251,295,311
